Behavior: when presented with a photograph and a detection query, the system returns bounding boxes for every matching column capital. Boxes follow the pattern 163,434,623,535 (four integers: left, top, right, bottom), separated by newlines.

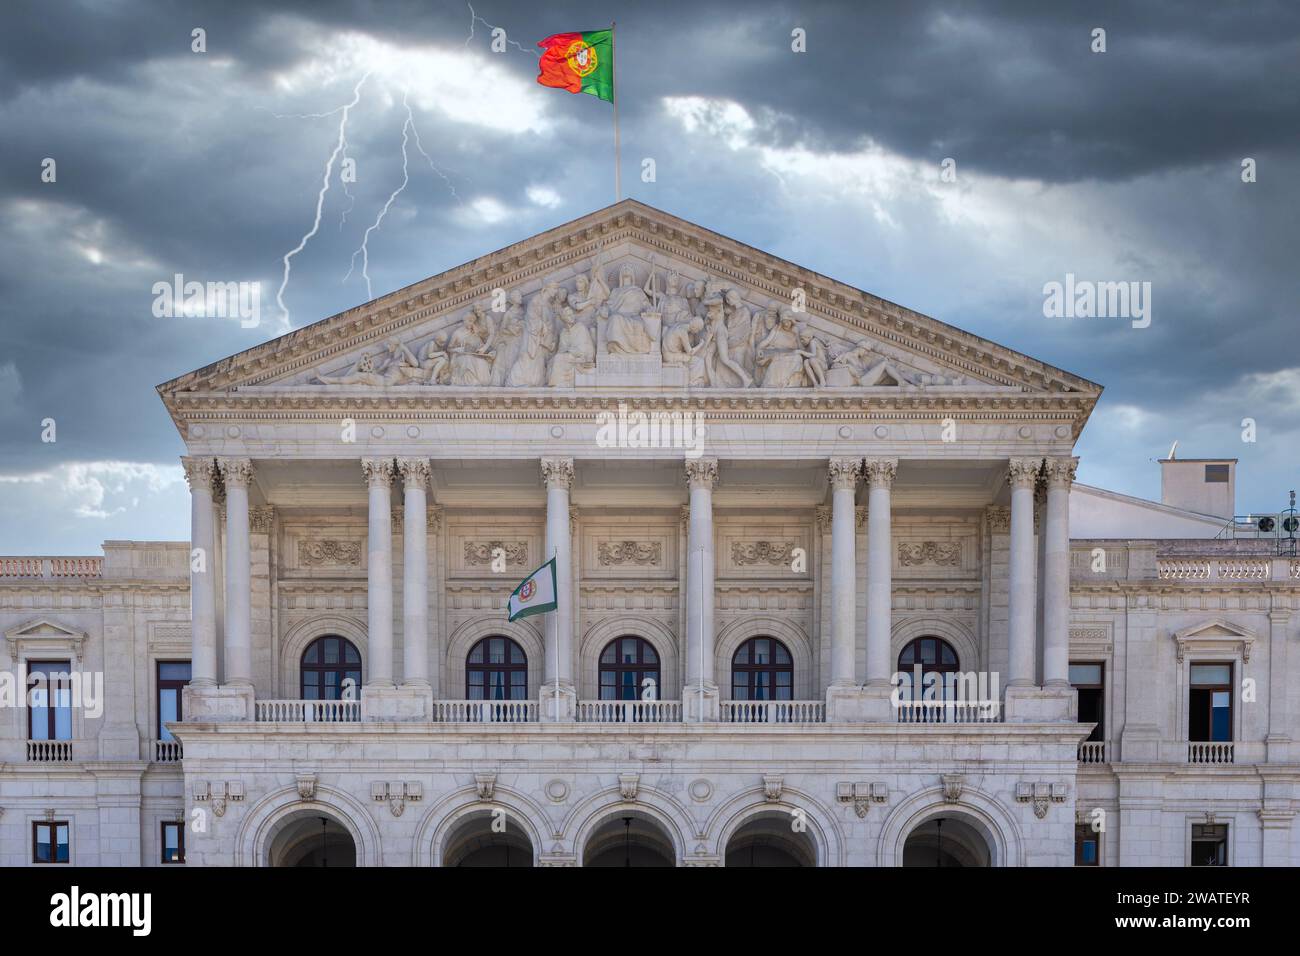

828,457,862,491
863,457,898,488
396,456,431,489
1043,455,1080,487
181,456,217,491
684,457,719,490
540,457,575,490
1006,456,1042,489
217,457,255,488
249,506,275,534
362,457,394,487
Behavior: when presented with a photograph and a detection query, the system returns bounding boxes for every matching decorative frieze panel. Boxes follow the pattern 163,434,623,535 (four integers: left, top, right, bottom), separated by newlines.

582,524,675,580
298,539,363,568
448,525,542,578
731,541,798,566
597,540,662,566
719,525,810,578
463,540,529,567
897,540,961,567
1016,782,1069,819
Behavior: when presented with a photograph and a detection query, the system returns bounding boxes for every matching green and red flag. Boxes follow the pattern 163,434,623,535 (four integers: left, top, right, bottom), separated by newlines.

536,30,614,103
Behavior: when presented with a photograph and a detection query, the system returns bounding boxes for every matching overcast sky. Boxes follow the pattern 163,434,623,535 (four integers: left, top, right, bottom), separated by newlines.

1,0,1297,553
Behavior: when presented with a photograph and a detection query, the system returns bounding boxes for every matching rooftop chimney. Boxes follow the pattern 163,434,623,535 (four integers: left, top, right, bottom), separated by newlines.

1158,455,1236,519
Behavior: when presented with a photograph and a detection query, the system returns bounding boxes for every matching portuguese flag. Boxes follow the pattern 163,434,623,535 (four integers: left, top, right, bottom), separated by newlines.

536,30,614,103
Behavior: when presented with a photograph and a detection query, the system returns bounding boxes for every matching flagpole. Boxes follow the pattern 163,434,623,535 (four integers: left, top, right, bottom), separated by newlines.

611,21,621,201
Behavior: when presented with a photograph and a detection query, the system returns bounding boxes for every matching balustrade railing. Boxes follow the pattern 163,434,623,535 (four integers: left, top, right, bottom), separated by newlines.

153,739,183,762
719,700,826,723
431,699,538,723
0,556,103,579
577,700,683,723
895,700,1002,723
27,740,74,762
1077,740,1107,764
254,699,361,722
1187,741,1235,764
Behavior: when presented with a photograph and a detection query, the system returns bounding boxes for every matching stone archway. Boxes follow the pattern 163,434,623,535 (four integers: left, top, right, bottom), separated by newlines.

442,809,535,867
724,811,817,867
901,812,994,867
266,810,356,867
583,810,676,867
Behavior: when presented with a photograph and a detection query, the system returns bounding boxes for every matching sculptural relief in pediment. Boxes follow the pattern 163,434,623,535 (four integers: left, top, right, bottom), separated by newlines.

297,245,985,392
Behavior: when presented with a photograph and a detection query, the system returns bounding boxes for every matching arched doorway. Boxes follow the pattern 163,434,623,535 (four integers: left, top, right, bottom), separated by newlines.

901,814,992,867
442,810,534,867
267,811,357,867
583,811,676,867
725,812,817,867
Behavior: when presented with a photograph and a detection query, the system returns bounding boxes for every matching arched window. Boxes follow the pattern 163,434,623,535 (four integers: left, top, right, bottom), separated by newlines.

897,636,960,677
300,636,362,700
731,637,793,701
466,637,527,700
599,637,660,700
897,637,962,717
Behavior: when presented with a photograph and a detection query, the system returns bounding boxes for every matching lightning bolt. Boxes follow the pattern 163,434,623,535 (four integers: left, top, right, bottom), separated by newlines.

408,109,463,206
465,1,541,57
345,91,414,301
275,72,370,329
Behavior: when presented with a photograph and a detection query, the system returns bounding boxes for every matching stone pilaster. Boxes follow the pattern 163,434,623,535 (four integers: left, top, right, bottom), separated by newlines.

862,458,897,720
684,457,719,721
540,457,576,720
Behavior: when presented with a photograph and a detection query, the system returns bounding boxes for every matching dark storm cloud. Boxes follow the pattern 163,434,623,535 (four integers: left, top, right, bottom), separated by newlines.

0,0,1297,551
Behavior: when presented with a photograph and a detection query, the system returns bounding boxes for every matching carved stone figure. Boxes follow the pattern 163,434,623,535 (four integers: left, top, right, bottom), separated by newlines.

568,272,608,331
723,289,758,379
799,329,830,388
826,338,914,387
507,291,558,386
314,351,386,386
490,290,524,386
754,307,808,387
547,306,595,387
662,315,708,368
601,263,654,355
448,302,496,386
658,271,694,330
702,295,752,387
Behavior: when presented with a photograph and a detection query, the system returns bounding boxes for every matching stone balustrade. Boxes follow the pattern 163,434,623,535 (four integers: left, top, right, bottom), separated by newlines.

1188,741,1235,764
254,699,361,723
0,556,103,579
719,700,827,723
153,739,183,762
577,700,683,723
1077,740,1107,764
895,700,1003,723
27,740,74,762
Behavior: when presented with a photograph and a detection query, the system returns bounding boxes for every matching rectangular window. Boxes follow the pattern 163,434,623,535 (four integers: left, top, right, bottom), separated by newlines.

1189,663,1233,742
27,661,73,741
1074,823,1100,866
1070,662,1105,741
161,821,185,864
33,821,70,864
157,661,192,741
1191,824,1228,866
1204,464,1229,483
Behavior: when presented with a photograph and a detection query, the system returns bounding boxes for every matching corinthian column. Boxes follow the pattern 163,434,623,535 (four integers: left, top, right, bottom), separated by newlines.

397,458,431,688
828,458,862,688
1007,457,1041,688
684,457,719,720
540,458,576,719
217,458,254,687
183,457,218,688
863,458,897,691
363,458,395,688
1042,456,1078,688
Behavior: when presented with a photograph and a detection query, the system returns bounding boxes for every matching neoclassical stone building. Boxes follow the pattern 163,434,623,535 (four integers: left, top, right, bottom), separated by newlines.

1,200,1296,867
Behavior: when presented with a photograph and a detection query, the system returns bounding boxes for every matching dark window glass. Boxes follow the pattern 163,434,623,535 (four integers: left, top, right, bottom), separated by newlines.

1191,824,1228,866
27,661,73,741
1075,824,1099,866
33,821,70,864
466,637,527,700
598,637,660,701
1205,464,1229,483
897,638,961,700
1189,663,1233,742
161,821,185,864
300,637,362,701
732,637,794,702
157,660,191,741
1070,661,1105,742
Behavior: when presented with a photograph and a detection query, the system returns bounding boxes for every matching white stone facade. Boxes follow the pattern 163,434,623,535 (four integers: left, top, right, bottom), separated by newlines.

1,201,1295,867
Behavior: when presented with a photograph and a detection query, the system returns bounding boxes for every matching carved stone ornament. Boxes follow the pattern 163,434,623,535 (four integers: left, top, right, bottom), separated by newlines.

217,457,254,488
194,781,244,818
295,773,318,802
827,457,862,490
361,457,394,487
762,774,784,802
1016,782,1068,819
941,774,963,803
1043,456,1080,487
684,457,719,489
897,541,961,567
985,506,1011,533
181,456,217,492
1006,457,1043,488
464,541,528,567
836,782,888,818
863,457,898,487
731,541,797,566
249,506,274,534
396,457,432,487
372,781,422,817
299,539,362,567
540,457,575,489
619,773,640,801
475,772,497,801
597,540,662,566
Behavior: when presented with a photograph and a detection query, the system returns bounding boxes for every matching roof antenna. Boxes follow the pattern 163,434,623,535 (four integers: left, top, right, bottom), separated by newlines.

1167,440,1178,460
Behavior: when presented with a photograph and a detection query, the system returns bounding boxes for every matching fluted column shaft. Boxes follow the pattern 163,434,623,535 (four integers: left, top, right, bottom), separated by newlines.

1043,456,1078,687
685,458,719,693
541,458,575,691
397,458,431,688
829,459,862,687
864,458,897,687
1007,457,1041,687
217,458,254,686
183,457,218,687
363,458,395,687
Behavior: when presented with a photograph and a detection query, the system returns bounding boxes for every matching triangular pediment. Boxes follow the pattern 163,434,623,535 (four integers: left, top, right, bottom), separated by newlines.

1172,618,1257,663
158,200,1100,425
5,617,88,661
